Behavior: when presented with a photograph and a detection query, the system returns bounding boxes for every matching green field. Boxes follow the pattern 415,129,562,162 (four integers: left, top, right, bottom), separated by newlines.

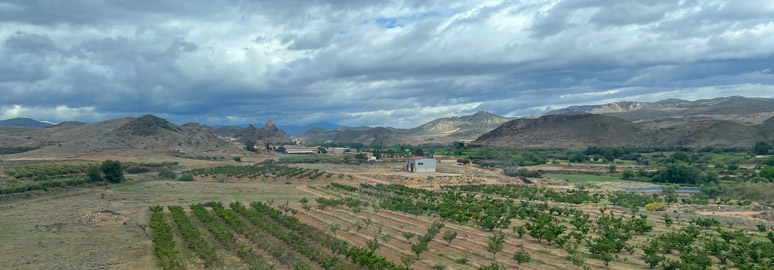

543,173,623,183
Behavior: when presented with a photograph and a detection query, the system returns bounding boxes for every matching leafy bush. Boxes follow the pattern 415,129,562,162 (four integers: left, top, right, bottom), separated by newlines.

158,170,177,180
622,168,636,179
178,173,194,182
87,165,103,182
503,167,542,178
125,166,150,174
101,160,124,183
644,203,666,211
760,166,774,181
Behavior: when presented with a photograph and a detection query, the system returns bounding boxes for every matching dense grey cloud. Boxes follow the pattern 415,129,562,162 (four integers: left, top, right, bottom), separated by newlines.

1,0,773,127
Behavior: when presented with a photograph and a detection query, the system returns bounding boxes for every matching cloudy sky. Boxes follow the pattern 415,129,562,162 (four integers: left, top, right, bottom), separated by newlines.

2,0,774,128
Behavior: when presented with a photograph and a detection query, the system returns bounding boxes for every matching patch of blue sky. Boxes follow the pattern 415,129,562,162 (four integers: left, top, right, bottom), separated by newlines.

367,11,442,29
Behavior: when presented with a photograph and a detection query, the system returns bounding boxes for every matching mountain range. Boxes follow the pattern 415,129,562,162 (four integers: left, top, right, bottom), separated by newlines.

474,113,774,148
2,96,774,157
296,111,511,145
546,96,774,128
214,122,339,137
0,115,237,158
476,96,774,148
0,118,53,128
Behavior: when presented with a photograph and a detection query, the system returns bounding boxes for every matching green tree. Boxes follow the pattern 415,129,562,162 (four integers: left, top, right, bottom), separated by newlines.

443,231,458,245
87,165,103,182
767,156,774,166
569,153,587,163
570,253,585,269
329,223,341,236
158,169,177,180
366,237,380,254
411,241,428,258
178,173,194,181
608,165,617,173
513,225,526,238
233,157,242,162
487,232,506,262
760,166,774,181
245,141,258,152
318,147,327,154
512,249,531,265
754,141,771,155
101,160,123,183
622,168,635,179
653,163,701,184
402,231,416,241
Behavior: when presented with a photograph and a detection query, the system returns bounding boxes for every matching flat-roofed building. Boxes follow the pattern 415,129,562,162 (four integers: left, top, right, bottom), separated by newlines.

405,156,436,173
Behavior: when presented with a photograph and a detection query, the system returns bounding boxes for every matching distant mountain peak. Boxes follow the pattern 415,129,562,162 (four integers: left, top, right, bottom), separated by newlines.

0,117,53,128
238,120,291,144
118,114,181,136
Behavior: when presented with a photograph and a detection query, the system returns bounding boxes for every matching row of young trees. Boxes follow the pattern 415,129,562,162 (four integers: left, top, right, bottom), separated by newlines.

167,205,223,268
148,206,186,270
0,160,129,195
248,201,410,270
328,182,774,269
229,201,356,269
189,203,276,270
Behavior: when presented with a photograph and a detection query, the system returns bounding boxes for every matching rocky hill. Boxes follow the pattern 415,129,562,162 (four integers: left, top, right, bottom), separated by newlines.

475,113,774,148
297,127,340,142
546,96,774,128
296,111,510,145
475,114,650,148
238,120,291,145
402,111,510,138
331,127,410,146
0,115,239,158
0,117,52,128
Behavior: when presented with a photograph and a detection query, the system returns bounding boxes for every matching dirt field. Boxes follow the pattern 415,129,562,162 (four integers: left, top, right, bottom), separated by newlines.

0,174,312,270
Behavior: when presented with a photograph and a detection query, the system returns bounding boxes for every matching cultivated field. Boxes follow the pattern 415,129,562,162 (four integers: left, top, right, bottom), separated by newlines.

2,159,774,270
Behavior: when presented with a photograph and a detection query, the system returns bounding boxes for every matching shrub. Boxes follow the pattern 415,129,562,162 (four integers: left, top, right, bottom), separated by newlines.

760,166,774,181
430,264,446,269
503,167,542,178
454,257,469,264
125,166,150,174
158,170,177,180
178,173,194,182
87,165,103,182
568,153,587,163
644,203,666,211
101,160,123,183
622,168,635,179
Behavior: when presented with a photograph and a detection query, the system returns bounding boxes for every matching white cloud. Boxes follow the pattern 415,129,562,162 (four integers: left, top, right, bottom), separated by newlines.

0,104,106,123
0,0,773,127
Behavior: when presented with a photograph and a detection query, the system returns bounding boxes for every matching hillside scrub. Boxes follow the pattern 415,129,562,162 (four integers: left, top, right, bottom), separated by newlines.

503,167,542,178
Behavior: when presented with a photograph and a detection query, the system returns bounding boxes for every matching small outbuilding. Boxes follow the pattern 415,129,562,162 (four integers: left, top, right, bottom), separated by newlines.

405,157,436,173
